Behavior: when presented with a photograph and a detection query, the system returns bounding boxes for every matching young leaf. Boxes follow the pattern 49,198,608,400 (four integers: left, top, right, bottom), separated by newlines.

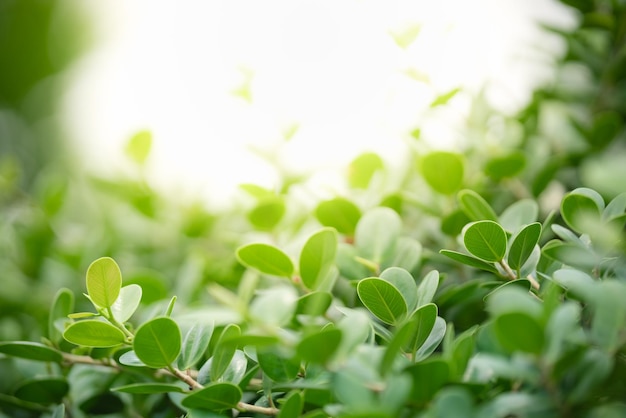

463,221,507,263
380,267,418,312
125,130,152,165
355,207,402,264
357,277,408,325
134,317,181,368
414,317,447,362
248,197,285,231
181,382,242,411
499,199,539,233
210,324,240,382
430,87,461,107
0,342,63,363
236,243,294,278
299,228,338,290
403,303,438,355
417,270,439,307
458,189,498,222
86,257,122,309
48,288,74,343
315,197,361,235
348,152,384,189
560,187,604,234
63,320,126,348
507,223,542,271
111,284,142,323
420,151,464,195
179,322,214,371
439,250,499,275
257,349,300,382
296,328,342,364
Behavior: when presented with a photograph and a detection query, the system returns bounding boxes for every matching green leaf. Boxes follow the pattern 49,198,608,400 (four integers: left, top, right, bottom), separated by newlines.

416,270,439,307
542,240,599,269
249,287,298,327
278,391,304,418
484,151,526,180
390,24,421,49
198,350,248,385
420,151,464,195
299,228,338,290
48,288,74,343
0,341,63,363
507,223,542,271
357,278,407,325
602,192,626,222
181,382,242,411
134,317,181,368
430,87,461,107
236,243,294,278
499,199,539,233
494,312,545,354
112,383,185,394
439,250,499,275
406,358,450,404
315,197,361,235
51,404,65,418
14,377,69,405
335,308,372,361
63,320,126,347
296,328,342,364
248,197,285,231
458,189,498,221
384,237,422,273
118,350,146,367
348,152,384,189
441,209,471,236
111,284,142,323
432,387,475,418
414,317,447,362
380,267,418,312
86,257,122,309
355,207,402,264
210,324,240,382
560,187,604,234
463,221,507,262
239,183,274,200
590,281,626,352
125,130,152,165
179,322,214,370
257,350,300,382
404,303,438,355
295,292,332,317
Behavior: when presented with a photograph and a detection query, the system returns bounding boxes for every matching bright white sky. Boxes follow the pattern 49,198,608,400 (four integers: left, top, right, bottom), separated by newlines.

62,0,575,208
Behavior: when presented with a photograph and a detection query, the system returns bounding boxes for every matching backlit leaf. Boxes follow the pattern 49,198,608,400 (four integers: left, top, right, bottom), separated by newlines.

355,207,402,264
111,284,142,323
236,243,294,278
134,317,181,368
299,228,338,290
63,320,126,348
420,151,464,195
86,257,122,309
463,221,507,262
315,197,361,235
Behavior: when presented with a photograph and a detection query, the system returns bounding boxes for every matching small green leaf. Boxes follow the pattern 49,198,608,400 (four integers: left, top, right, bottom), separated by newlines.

602,192,626,222
118,350,146,367
430,87,461,107
211,324,240,382
590,281,626,352
48,288,74,343
239,183,274,199
494,312,545,354
111,284,142,323
441,209,471,236
134,317,181,368
248,197,285,231
198,350,248,385
463,221,507,262
420,151,464,195
507,223,542,271
404,303,438,355
380,267,418,312
348,152,384,189
315,197,361,235
390,24,421,49
355,207,402,264
415,317,447,362
165,295,177,317
458,189,498,221
416,270,439,307
179,322,214,370
295,292,332,317
357,278,407,325
561,187,604,234
499,199,539,233
14,378,69,405
236,243,294,278
181,382,242,411
0,342,62,363
278,391,304,418
125,130,152,165
484,151,526,180
439,250,499,275
299,228,338,290
257,350,300,382
384,237,422,273
296,328,342,364
406,358,450,404
112,383,185,394
86,257,122,309
63,320,126,347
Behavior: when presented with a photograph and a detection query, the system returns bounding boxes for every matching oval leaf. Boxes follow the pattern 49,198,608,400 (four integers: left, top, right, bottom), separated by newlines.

0,342,63,363
420,151,464,195
236,243,294,278
210,324,240,382
256,350,300,382
112,383,185,394
499,199,539,233
299,228,338,290
179,322,214,371
63,320,126,348
439,250,499,275
458,189,498,222
181,382,242,411
417,270,440,307
357,277,407,325
86,257,122,309
561,187,604,234
134,317,181,368
315,197,361,235
296,328,342,364
507,223,542,271
380,267,418,312
14,378,69,405
355,207,402,264
494,312,545,354
463,221,507,263
48,288,74,343
111,284,142,323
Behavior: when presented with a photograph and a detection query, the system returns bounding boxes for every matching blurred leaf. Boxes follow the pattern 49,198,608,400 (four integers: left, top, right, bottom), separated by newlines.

420,151,464,195
249,287,298,327
111,284,142,324
315,197,361,235
239,183,275,199
405,358,449,404
432,387,475,417
560,187,604,234
86,257,123,309
441,209,471,236
484,151,526,180
390,24,421,49
257,349,300,382
589,111,621,149
179,322,214,371
133,317,181,368
603,192,626,222
458,189,498,221
48,288,74,343
118,350,146,367
300,228,338,290
590,281,626,352
248,197,285,231
542,240,600,269
278,391,304,418
414,317,447,361
507,223,542,271
296,328,342,364
181,382,242,411
494,312,544,354
198,349,247,385
439,250,499,275
0,341,62,363
64,320,126,348
417,270,439,307
355,207,402,264
431,88,461,107
463,221,507,263
112,383,185,394
125,130,152,165
210,324,240,382
499,199,539,233
348,152,384,189
236,243,294,278
295,292,332,317
357,277,407,325
14,377,69,405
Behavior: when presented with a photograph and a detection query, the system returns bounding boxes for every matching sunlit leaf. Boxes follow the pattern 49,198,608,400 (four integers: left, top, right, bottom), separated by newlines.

355,207,402,264
484,151,526,180
315,197,361,235
507,223,542,271
236,243,294,278
86,257,122,309
357,277,407,325
420,151,464,195
111,284,142,323
463,221,507,263
63,320,126,348
133,317,181,368
348,152,384,189
458,189,498,221
248,197,285,231
125,130,152,165
299,228,338,290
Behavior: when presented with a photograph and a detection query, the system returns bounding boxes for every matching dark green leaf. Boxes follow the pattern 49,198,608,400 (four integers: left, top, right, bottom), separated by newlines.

14,378,68,405
420,151,464,195
507,223,542,271
278,391,304,418
406,358,449,404
181,382,242,411
296,328,342,364
357,277,407,325
236,243,294,278
48,288,74,343
111,383,185,394
64,320,126,348
463,220,507,262
484,151,526,180
439,250,499,275
494,312,544,354
0,341,62,363
133,317,181,368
